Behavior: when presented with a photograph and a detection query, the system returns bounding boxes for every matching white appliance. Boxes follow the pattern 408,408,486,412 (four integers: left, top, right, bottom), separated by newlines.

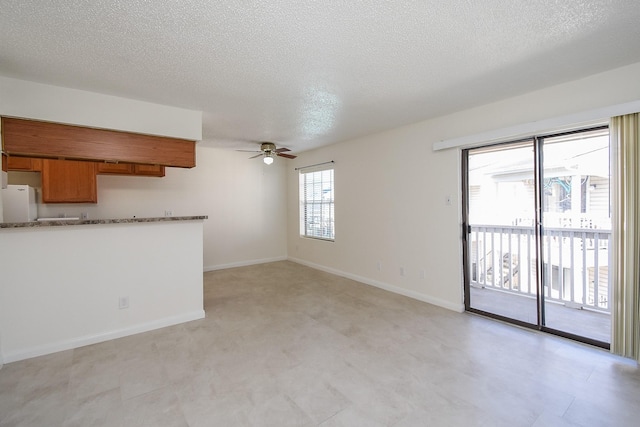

1,185,38,222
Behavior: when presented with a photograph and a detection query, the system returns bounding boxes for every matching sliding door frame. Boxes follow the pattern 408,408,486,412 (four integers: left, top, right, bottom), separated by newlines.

462,126,610,349
461,138,538,331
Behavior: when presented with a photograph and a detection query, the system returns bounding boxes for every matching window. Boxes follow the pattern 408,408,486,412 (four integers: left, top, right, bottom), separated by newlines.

299,167,334,240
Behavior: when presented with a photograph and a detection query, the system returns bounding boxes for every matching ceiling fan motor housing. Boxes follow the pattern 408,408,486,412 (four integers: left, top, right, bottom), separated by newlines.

260,142,276,153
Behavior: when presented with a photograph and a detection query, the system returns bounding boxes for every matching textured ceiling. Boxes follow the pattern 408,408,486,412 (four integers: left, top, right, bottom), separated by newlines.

1,1,640,153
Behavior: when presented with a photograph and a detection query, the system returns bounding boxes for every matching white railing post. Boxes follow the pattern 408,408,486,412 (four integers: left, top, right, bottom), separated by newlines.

469,224,610,314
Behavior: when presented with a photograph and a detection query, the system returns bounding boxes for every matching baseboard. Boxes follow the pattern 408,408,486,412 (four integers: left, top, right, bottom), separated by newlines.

204,255,287,272
1,310,205,364
288,257,464,313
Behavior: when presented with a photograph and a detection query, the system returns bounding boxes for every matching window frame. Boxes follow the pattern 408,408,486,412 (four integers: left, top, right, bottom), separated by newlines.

299,167,335,241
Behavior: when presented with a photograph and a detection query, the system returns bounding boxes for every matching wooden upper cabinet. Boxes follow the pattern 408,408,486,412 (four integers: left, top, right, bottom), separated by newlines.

41,159,97,203
97,162,165,177
6,156,42,172
133,164,165,177
96,162,135,175
1,117,196,168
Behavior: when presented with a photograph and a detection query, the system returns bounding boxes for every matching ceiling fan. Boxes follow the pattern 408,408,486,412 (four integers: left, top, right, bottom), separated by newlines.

238,142,297,165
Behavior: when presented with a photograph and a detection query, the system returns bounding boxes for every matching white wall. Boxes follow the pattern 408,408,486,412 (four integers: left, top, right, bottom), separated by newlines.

30,144,288,270
287,61,640,312
0,76,288,363
1,77,287,270
0,220,205,363
0,76,201,140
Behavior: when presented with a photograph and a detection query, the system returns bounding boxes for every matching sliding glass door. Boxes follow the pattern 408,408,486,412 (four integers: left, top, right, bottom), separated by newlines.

539,129,611,343
464,140,539,326
463,127,611,347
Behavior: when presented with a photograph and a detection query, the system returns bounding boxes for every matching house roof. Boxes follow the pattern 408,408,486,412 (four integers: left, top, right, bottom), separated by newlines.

1,1,639,153
468,129,610,182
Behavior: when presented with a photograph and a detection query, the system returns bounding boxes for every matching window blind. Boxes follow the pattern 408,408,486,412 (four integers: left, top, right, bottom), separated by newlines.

299,167,334,240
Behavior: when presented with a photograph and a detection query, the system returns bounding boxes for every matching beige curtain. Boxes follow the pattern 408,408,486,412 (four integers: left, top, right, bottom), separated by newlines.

611,113,640,361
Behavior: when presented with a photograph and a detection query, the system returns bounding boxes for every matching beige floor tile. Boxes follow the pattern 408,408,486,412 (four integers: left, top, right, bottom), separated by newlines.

319,406,386,427
0,390,70,427
63,388,123,427
245,393,314,427
395,403,519,427
114,336,160,364
179,388,252,427
157,337,213,384
68,351,121,400
287,381,351,424
118,356,169,400
531,411,582,427
121,387,188,427
2,261,640,426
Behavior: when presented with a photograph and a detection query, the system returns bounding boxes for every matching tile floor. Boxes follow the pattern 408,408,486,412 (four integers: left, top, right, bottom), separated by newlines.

1,261,639,426
469,286,611,343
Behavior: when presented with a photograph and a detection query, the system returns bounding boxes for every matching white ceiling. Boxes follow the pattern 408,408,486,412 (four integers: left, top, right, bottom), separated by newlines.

1,1,639,153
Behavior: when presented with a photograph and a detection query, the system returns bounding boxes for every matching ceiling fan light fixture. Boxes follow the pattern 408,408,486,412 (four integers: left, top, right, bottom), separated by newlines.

263,154,274,165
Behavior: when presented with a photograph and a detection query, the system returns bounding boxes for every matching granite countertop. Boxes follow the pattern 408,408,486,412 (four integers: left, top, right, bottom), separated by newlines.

0,216,208,229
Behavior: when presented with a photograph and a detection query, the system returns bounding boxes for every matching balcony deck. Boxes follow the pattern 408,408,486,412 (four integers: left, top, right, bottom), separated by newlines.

469,286,611,344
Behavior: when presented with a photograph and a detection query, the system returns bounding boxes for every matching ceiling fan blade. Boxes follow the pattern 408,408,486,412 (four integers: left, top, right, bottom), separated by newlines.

237,149,261,153
277,153,297,159
275,147,291,153
249,153,263,159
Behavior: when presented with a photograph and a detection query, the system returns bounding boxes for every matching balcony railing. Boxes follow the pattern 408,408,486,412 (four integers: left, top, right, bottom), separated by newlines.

469,225,611,313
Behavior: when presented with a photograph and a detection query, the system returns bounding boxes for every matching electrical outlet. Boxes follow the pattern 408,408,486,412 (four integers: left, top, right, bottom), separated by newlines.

164,210,173,217
376,261,382,271
400,267,406,277
80,212,88,220
420,269,426,279
119,296,129,309
446,195,453,205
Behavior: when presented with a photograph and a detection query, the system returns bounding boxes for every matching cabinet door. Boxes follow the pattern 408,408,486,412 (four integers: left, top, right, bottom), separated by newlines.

134,164,165,177
6,156,42,171
41,159,97,203
97,162,135,175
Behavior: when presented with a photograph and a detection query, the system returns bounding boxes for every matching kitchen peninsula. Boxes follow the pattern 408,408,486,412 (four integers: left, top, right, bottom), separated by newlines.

0,216,207,364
